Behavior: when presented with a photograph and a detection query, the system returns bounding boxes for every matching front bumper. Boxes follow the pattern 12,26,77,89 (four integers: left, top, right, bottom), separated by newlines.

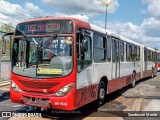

10,87,75,110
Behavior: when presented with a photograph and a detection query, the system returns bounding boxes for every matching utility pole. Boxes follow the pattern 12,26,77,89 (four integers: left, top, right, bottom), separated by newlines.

99,0,113,29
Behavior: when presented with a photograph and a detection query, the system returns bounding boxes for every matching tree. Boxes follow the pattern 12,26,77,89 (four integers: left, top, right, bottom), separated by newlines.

0,23,14,33
154,48,159,51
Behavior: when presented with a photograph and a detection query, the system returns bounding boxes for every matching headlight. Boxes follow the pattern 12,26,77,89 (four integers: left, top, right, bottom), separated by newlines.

12,81,22,92
55,83,74,97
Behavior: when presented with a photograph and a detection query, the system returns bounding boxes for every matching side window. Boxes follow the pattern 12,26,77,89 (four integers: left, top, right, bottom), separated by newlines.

120,42,124,62
152,52,155,62
112,40,116,62
126,44,130,61
144,49,147,62
129,45,132,61
151,52,153,61
148,50,151,61
107,37,111,62
84,35,91,61
154,52,156,62
152,52,154,61
131,46,134,61
93,33,106,62
76,30,92,72
151,52,155,62
137,47,140,61
133,46,137,61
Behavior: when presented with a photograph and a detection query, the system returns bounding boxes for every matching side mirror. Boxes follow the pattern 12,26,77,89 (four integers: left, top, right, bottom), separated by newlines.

2,32,14,54
83,39,88,52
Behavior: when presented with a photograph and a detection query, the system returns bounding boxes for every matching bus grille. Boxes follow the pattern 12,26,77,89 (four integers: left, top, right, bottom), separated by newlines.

18,80,59,89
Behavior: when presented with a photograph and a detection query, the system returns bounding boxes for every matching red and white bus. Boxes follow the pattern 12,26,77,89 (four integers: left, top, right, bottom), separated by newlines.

157,50,160,71
2,17,157,110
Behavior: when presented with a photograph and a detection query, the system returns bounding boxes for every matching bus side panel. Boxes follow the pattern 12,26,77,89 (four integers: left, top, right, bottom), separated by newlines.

143,70,152,78
74,84,98,109
108,75,132,94
154,66,157,74
136,72,141,81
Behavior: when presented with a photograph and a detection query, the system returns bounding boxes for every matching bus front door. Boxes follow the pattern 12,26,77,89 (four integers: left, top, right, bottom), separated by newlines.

76,33,93,90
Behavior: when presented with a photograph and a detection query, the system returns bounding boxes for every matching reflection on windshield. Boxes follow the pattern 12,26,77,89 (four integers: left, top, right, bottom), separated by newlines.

12,36,73,78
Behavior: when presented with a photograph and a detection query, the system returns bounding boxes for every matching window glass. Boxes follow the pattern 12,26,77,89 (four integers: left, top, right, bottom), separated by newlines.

137,47,140,61
94,49,105,61
93,34,106,49
126,44,131,61
107,37,111,62
93,33,106,62
112,40,116,62
76,30,92,72
148,50,152,61
120,42,124,62
12,36,73,78
84,36,91,60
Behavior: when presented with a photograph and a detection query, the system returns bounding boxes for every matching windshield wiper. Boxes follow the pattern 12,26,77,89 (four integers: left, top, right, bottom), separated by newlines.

16,28,38,45
38,34,57,51
29,55,38,64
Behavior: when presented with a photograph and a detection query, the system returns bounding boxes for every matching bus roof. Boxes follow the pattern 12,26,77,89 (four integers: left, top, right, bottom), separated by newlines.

19,17,79,24
90,23,141,47
146,46,156,51
19,17,152,49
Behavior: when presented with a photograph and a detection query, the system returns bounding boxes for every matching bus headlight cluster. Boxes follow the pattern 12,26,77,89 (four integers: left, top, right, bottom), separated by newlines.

55,83,74,97
12,81,22,92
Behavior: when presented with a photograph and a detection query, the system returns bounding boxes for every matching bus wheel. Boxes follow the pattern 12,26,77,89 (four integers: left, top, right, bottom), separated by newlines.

131,73,136,88
97,81,106,107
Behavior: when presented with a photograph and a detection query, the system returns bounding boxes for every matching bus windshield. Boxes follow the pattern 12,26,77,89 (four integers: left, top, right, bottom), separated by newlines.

12,36,73,78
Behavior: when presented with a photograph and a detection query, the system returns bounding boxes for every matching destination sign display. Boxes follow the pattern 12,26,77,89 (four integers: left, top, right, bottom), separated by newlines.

15,20,73,35
27,23,61,32
37,68,63,75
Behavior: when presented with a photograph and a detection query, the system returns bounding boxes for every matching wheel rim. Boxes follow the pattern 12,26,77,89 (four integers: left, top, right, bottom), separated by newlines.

99,88,105,99
98,82,106,105
132,75,136,87
132,78,135,86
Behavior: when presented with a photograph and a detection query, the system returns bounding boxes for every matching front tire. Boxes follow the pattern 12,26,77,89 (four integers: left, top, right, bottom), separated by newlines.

97,81,106,107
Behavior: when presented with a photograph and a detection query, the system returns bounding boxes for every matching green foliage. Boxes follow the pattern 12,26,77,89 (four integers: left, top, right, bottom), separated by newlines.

154,48,159,50
0,23,14,32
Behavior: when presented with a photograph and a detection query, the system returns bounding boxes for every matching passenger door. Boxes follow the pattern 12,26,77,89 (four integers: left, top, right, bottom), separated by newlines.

76,30,93,89
112,38,120,79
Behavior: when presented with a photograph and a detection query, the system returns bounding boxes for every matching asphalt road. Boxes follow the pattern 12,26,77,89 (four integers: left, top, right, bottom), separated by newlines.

0,72,160,120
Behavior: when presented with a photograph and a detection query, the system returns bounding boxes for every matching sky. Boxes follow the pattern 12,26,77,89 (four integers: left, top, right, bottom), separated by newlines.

0,0,160,49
